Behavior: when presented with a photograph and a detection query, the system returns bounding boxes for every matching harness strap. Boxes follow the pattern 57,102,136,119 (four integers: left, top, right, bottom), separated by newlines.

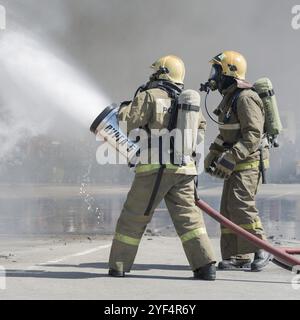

258,89,275,99
178,104,200,112
144,164,166,216
142,81,182,216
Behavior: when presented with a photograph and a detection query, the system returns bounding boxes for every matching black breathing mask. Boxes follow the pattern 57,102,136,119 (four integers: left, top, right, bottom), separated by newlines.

200,64,236,94
200,64,222,93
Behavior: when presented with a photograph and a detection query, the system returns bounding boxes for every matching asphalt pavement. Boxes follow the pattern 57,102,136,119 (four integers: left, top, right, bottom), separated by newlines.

0,235,299,300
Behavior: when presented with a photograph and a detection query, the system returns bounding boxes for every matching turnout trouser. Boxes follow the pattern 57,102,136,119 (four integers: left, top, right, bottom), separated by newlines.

109,172,216,272
220,168,267,260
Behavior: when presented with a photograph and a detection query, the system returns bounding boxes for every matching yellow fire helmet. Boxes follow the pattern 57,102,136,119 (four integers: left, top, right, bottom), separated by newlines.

151,55,185,84
210,51,247,80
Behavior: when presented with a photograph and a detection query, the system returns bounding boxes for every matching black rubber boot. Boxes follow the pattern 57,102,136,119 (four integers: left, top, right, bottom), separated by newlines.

218,258,251,271
251,250,272,272
108,268,125,277
193,263,216,281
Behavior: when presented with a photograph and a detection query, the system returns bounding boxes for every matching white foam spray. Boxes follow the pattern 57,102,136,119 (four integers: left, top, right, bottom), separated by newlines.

0,28,110,160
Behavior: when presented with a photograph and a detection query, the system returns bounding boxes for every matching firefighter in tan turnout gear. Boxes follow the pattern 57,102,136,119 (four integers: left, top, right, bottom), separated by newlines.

108,55,217,280
203,51,272,271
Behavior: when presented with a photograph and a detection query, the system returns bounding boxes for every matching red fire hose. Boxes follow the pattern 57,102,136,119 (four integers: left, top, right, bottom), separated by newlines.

196,199,300,270
279,248,300,255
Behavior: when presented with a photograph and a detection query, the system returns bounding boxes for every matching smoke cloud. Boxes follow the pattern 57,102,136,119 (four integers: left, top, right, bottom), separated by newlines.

0,0,299,181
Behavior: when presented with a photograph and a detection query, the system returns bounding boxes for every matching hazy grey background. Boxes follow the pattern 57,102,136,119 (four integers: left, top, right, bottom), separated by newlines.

0,0,300,184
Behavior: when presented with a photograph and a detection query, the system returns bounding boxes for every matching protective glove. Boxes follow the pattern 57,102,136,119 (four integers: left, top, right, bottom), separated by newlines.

213,151,236,179
204,150,220,175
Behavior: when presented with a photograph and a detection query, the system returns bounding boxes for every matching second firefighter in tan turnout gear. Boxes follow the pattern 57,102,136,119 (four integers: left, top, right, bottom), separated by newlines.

109,55,216,279
203,50,271,271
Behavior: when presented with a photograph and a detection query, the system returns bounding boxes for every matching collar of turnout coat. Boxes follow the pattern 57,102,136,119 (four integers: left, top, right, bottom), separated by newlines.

223,79,253,95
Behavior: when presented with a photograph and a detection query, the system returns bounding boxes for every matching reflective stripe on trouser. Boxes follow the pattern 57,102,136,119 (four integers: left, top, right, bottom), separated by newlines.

135,162,196,174
114,233,140,246
109,173,216,272
221,218,263,235
235,159,270,172
220,168,267,260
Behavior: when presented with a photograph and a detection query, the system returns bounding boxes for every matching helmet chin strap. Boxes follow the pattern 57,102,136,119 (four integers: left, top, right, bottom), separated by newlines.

150,66,169,82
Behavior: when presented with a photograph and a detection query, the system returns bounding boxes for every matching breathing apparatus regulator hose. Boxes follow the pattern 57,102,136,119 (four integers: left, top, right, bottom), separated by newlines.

203,90,223,126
